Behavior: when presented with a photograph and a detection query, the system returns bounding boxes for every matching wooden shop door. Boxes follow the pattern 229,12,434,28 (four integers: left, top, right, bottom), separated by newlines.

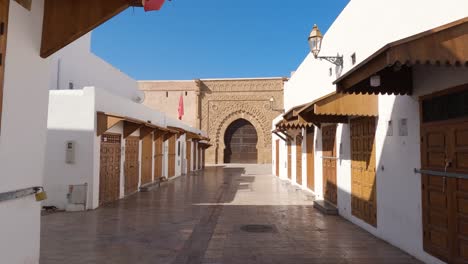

168,135,176,177
154,135,164,178
322,125,337,205
350,117,377,227
140,134,153,185
124,136,139,195
186,141,192,173
99,134,121,205
420,85,468,263
306,128,315,191
296,135,303,185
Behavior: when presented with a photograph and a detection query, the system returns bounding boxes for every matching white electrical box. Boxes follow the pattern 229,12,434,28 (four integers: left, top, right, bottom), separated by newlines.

66,141,75,164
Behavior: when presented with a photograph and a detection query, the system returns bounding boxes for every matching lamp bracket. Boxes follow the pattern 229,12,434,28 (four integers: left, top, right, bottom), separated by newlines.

318,55,343,67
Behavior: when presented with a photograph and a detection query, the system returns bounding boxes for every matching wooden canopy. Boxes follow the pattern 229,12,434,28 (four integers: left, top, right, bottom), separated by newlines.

198,141,212,149
298,92,378,125
96,112,166,138
276,104,313,130
41,0,154,58
334,17,468,95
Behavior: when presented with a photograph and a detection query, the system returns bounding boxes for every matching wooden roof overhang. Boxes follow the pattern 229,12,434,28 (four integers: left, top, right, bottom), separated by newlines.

334,17,468,95
275,103,313,130
198,141,212,149
96,112,167,139
40,0,162,58
298,92,378,126
167,126,187,139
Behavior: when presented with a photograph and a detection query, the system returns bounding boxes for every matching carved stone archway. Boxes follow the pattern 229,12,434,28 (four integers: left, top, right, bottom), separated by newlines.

213,110,267,164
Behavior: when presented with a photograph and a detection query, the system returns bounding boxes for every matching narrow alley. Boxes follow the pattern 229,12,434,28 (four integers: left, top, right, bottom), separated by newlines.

41,165,421,264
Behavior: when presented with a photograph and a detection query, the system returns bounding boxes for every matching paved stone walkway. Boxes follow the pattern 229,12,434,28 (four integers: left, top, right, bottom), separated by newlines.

41,164,421,264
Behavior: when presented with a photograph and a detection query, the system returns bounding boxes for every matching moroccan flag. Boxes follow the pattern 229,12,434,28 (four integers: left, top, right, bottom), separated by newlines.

142,0,165,11
178,93,184,120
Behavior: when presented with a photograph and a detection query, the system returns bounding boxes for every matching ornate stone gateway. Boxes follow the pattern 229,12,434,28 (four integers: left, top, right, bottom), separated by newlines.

139,77,285,164
197,78,285,164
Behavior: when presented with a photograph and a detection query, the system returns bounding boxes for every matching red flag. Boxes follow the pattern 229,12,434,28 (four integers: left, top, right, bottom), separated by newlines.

142,0,165,12
178,93,184,120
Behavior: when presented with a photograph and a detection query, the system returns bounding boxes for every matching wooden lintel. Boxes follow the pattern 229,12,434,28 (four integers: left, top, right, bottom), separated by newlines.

41,0,133,58
97,112,124,137
139,126,154,140
123,121,142,139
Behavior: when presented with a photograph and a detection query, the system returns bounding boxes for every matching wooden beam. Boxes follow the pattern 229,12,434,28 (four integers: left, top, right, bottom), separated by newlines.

123,121,142,139
139,125,154,140
41,0,133,58
273,131,287,142
97,112,124,136
153,129,167,141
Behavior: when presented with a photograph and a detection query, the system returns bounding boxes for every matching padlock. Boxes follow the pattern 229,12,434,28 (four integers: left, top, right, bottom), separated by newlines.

35,188,48,202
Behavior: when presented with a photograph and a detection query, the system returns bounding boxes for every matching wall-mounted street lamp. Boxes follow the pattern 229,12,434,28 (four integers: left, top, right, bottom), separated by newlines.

308,24,343,67
270,97,284,113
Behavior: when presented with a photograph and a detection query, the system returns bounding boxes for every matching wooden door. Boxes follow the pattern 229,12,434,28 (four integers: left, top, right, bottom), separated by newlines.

287,140,292,179
168,134,176,177
420,86,468,263
198,147,202,169
296,135,303,185
124,136,139,195
350,117,377,227
202,149,205,168
186,141,192,173
275,140,280,176
154,135,163,178
306,128,315,190
322,125,337,205
141,134,153,185
99,134,121,205
0,0,8,130
224,119,258,163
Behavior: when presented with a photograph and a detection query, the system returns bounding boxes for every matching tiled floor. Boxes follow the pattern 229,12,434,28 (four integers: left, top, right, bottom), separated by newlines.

40,164,421,264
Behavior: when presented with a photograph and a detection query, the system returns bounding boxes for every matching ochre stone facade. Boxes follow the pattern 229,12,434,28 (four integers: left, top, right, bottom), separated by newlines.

139,78,285,164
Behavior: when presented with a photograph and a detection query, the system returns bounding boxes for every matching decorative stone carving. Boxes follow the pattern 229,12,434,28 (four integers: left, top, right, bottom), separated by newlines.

199,78,285,164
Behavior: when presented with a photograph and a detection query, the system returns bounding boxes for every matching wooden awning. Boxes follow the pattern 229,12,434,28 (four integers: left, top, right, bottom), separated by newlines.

40,0,163,58
334,17,468,95
96,112,166,138
198,141,212,149
167,126,186,134
276,103,313,130
297,92,378,125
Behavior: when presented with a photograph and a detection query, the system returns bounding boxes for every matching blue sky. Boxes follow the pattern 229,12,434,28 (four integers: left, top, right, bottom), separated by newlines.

91,0,349,80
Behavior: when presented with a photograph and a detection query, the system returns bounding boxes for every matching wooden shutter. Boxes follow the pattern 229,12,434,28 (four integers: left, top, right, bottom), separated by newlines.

296,135,302,185
306,129,315,190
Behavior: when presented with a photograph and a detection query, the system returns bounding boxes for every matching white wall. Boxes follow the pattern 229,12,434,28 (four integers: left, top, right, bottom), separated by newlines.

0,1,48,263
44,90,95,210
49,33,145,102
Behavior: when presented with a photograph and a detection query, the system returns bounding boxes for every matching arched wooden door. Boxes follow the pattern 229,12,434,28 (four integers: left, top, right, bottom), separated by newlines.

224,119,258,163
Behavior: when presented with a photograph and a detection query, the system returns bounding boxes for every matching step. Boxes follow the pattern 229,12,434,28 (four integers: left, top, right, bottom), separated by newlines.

313,200,338,215
139,178,167,192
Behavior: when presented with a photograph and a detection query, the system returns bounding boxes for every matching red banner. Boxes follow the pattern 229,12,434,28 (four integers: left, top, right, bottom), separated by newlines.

142,0,165,11
178,94,184,120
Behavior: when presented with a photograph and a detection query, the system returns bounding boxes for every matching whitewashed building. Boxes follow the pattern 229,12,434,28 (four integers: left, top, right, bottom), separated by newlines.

273,1,468,263
43,32,209,211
